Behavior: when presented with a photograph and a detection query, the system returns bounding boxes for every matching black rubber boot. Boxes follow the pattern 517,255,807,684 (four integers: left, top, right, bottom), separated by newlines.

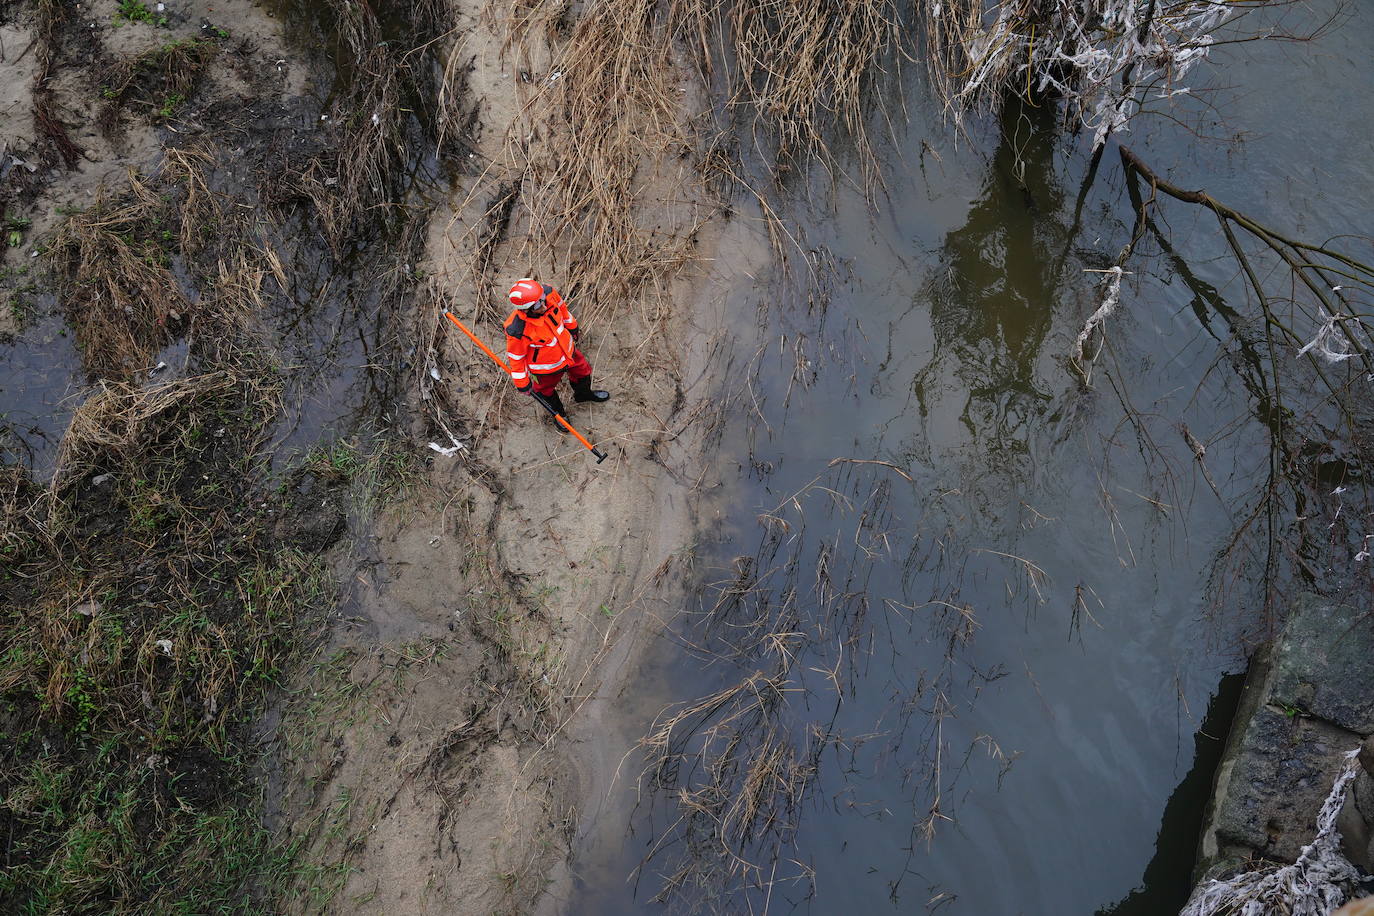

571,376,610,403
541,391,568,430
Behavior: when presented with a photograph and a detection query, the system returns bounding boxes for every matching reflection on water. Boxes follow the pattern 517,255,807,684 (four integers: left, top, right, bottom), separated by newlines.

562,99,1273,916
560,6,1374,914
919,97,1062,446
1097,672,1244,915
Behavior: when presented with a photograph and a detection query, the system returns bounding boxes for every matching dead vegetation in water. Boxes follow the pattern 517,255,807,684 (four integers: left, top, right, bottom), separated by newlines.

638,670,821,904
669,0,907,187
626,462,1008,907
47,175,191,379
272,0,455,252
45,146,253,380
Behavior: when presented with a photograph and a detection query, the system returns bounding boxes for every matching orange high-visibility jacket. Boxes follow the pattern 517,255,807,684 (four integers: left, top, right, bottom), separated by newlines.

502,286,580,390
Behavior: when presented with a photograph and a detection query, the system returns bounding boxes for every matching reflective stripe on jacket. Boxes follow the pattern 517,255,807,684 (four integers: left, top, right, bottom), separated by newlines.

502,286,580,389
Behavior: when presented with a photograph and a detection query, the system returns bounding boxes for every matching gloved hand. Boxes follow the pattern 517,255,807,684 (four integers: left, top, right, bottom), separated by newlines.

517,384,533,395
569,327,581,342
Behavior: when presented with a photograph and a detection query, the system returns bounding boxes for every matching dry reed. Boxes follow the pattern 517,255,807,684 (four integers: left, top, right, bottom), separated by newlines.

669,0,907,187
47,174,191,379
286,0,454,251
46,145,255,380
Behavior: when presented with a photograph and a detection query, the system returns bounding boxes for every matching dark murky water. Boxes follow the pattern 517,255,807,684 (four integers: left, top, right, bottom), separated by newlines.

1,304,81,471
561,5,1374,914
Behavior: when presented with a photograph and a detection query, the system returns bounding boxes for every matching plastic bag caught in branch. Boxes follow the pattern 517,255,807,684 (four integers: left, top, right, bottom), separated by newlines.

921,0,1234,147
1297,308,1371,364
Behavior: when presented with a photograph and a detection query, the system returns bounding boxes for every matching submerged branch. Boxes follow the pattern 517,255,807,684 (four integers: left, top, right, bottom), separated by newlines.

1117,145,1374,372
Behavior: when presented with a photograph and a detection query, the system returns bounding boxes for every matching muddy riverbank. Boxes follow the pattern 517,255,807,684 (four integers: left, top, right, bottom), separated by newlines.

6,0,1374,914
3,0,765,911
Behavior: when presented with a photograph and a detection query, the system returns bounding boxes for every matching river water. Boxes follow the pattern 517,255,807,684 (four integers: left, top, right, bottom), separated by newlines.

560,5,1374,915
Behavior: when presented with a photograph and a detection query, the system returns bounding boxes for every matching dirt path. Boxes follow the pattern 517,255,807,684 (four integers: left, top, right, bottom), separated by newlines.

261,3,772,913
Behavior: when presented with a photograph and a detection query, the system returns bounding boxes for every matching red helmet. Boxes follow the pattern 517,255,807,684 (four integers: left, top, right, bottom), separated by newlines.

509,279,544,308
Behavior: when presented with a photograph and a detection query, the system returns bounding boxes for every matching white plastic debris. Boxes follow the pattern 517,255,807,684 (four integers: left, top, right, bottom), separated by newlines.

1071,266,1126,365
429,366,442,382
428,440,465,457
1297,307,1368,364
155,639,174,656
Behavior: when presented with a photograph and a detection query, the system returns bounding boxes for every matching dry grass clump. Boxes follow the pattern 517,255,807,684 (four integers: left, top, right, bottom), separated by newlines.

669,0,907,184
158,145,227,257
283,0,454,252
0,466,51,564
295,46,405,248
48,373,244,496
47,174,190,379
449,0,712,328
45,146,270,380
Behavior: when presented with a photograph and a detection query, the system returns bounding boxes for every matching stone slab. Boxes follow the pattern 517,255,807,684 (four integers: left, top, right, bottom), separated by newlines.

1269,594,1374,736
1211,704,1356,863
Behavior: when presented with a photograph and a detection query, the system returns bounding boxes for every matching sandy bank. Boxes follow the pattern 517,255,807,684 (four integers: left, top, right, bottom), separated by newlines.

262,2,775,912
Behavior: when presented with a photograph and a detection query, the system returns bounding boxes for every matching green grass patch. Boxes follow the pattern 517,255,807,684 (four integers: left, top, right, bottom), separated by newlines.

0,372,341,914
113,0,168,27
303,436,418,520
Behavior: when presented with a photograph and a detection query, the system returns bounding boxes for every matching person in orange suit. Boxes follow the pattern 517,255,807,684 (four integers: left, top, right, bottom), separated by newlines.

502,278,610,421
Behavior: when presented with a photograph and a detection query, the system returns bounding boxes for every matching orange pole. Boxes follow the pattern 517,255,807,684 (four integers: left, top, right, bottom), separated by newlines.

442,311,608,464
444,311,511,371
